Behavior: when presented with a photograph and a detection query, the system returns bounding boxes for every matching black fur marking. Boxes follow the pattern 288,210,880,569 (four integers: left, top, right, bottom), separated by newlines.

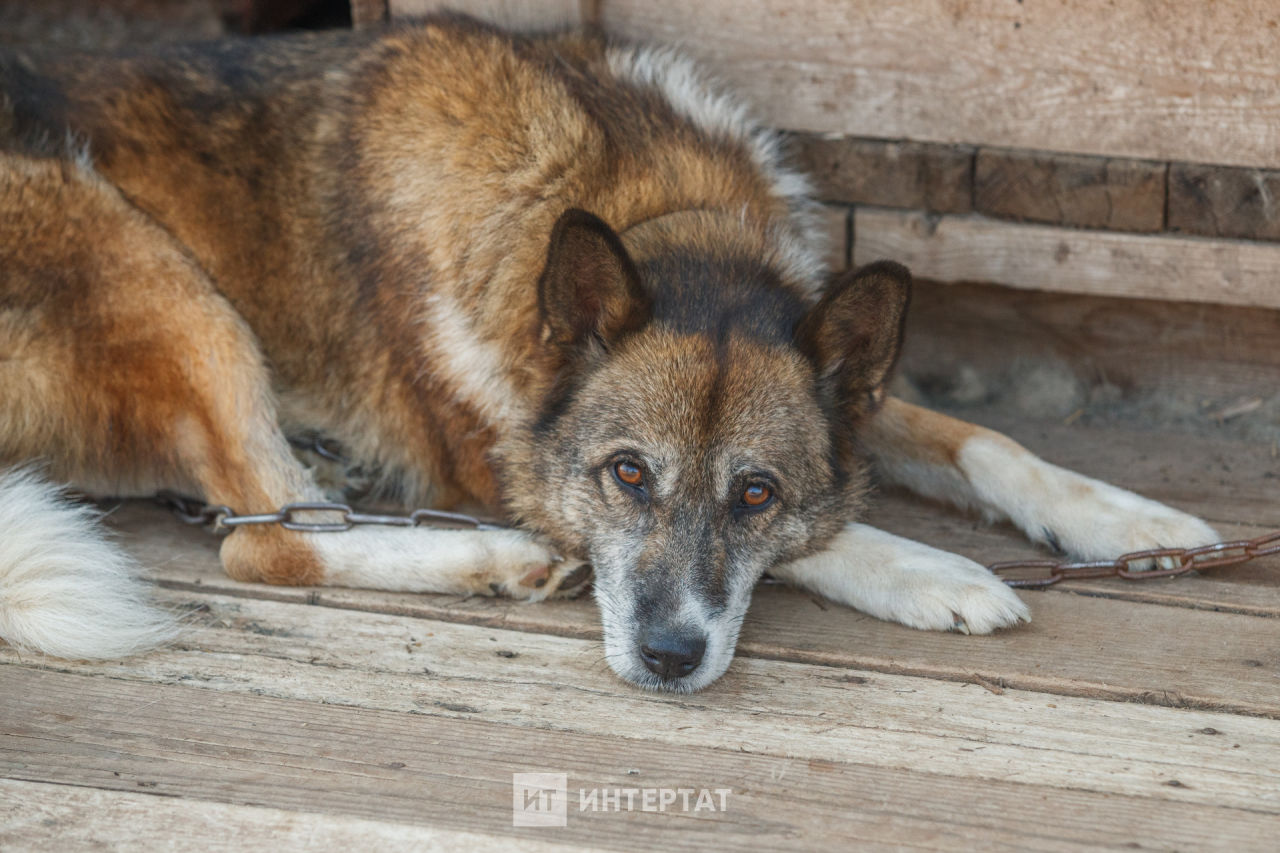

639,251,807,344
0,53,72,155
530,353,595,436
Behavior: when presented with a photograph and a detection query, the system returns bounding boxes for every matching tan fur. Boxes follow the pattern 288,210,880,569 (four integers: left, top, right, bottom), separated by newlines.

0,153,327,585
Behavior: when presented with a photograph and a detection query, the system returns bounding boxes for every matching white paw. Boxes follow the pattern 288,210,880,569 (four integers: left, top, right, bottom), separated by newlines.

873,550,1031,635
960,436,1219,570
479,534,592,602
1022,472,1218,570
775,524,1029,635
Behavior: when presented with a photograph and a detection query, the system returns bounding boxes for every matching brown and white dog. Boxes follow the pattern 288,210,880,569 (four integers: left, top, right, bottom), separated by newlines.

0,16,1216,691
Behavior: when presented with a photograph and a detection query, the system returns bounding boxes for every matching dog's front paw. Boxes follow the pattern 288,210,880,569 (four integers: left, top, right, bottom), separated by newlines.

476,532,592,602
500,558,593,602
774,524,1029,635
878,550,1031,635
1023,468,1219,570
958,436,1219,571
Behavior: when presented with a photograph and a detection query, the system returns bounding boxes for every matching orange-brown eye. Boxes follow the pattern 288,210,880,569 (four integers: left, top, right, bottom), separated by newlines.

614,460,644,488
741,483,772,508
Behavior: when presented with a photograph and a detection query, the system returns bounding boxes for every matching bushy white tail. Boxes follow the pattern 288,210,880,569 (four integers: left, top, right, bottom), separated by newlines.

0,468,178,659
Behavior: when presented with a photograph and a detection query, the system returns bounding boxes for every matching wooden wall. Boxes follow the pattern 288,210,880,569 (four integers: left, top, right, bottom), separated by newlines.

380,0,1280,310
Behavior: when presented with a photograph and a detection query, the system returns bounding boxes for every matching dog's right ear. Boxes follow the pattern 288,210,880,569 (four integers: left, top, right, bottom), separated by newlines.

797,260,912,422
538,208,650,350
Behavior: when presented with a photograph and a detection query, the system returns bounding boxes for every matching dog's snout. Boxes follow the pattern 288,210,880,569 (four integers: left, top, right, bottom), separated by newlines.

639,629,707,680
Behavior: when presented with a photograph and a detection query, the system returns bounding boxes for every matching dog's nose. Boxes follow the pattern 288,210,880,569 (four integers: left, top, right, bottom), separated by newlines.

639,630,706,680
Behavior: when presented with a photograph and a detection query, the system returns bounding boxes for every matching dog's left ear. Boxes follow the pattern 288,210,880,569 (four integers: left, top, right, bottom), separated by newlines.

538,208,651,351
797,260,911,421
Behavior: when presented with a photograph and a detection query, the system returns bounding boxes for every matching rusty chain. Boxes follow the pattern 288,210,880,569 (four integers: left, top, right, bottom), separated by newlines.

156,490,1280,589
155,491,507,533
988,530,1280,588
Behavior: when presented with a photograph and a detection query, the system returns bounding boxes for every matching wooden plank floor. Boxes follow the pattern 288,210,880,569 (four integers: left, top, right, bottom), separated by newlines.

3,415,1278,850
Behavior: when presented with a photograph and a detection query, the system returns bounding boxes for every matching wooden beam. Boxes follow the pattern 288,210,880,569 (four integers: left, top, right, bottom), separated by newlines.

598,0,1280,169
854,208,1280,310
817,203,850,269
1170,162,1280,242
789,134,973,214
898,279,1280,434
974,149,1166,233
389,0,580,28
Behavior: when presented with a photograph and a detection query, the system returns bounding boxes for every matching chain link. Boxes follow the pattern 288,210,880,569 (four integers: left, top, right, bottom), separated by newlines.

156,491,1279,588
154,491,507,533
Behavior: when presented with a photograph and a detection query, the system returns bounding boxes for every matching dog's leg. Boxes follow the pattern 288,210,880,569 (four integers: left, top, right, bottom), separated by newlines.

123,297,589,600
0,155,585,603
859,397,1218,564
161,313,589,600
771,397,1218,634
770,523,1029,634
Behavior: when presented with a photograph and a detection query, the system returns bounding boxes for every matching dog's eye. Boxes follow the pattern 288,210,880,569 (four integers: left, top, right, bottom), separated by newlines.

613,460,644,489
740,483,773,509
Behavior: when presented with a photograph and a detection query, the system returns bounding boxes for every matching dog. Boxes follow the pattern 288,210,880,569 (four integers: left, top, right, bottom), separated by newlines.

0,15,1217,691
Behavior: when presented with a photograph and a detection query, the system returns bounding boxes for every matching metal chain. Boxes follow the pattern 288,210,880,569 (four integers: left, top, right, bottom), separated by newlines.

988,530,1280,588
154,491,507,533
156,490,1279,589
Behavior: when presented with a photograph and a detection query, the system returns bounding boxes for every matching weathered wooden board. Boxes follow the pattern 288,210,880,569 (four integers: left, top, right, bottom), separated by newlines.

791,135,973,214
855,208,1280,310
1169,162,1280,243
974,149,1166,233
737,585,1280,715
596,0,1280,169
5,667,1277,850
8,591,1280,813
390,0,580,29
0,779,580,853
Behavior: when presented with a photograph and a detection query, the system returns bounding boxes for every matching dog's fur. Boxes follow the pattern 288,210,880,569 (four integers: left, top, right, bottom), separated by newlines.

0,16,1217,691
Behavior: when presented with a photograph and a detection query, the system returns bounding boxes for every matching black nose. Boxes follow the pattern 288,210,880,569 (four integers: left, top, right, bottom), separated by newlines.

639,630,706,680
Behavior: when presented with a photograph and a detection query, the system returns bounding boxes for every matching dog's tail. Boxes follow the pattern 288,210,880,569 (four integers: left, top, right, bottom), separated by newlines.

0,467,178,660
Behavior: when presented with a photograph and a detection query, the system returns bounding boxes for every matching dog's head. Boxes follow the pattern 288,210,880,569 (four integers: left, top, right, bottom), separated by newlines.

503,209,909,691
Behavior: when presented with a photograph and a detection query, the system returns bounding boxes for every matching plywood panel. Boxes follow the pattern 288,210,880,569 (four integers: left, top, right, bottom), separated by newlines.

599,0,1280,169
